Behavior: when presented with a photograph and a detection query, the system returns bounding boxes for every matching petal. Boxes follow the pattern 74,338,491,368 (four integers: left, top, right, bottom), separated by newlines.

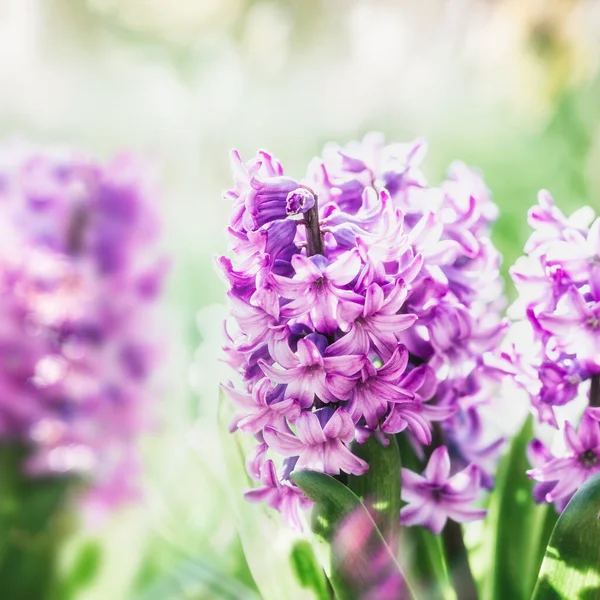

400,502,437,531
425,446,451,483
322,408,355,441
364,284,385,316
286,374,321,408
291,254,323,279
401,468,427,492
328,325,370,356
446,464,481,497
331,442,369,475
545,470,586,502
381,279,409,313
444,504,487,523
564,420,584,454
259,361,302,384
296,338,324,367
326,249,361,286
268,327,299,368
323,353,365,375
337,301,364,330
577,413,600,450
263,425,305,455
327,373,358,400
295,411,328,445
269,272,310,298
378,345,409,381
528,456,576,482
251,285,280,319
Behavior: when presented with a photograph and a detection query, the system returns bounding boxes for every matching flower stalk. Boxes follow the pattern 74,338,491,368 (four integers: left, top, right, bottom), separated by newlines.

590,374,600,408
302,191,324,257
441,519,479,600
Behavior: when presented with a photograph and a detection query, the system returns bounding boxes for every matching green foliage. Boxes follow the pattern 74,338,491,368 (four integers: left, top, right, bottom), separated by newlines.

347,435,401,540
218,390,320,600
135,554,261,600
0,444,75,600
290,540,331,600
484,417,558,600
291,469,415,600
532,473,600,600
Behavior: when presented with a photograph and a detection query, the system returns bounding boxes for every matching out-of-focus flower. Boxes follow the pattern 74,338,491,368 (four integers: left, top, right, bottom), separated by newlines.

219,133,506,529
400,446,486,534
507,190,600,510
0,142,167,514
528,410,600,510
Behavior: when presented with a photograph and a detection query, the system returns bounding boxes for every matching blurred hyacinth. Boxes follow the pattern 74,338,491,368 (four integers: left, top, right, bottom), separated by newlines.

219,133,506,531
506,191,600,511
0,142,166,514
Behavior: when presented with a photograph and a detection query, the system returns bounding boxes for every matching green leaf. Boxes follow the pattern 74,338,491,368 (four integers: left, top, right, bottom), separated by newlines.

0,443,76,600
347,435,401,540
291,469,416,600
135,555,261,600
483,417,558,600
54,541,102,599
404,527,456,600
531,472,600,600
290,540,331,600
218,390,320,600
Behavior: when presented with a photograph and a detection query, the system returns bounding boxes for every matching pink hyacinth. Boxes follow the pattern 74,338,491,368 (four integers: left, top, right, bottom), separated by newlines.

0,142,167,513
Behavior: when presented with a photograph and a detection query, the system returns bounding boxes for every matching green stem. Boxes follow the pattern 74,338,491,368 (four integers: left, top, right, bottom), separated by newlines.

441,519,479,600
0,444,75,600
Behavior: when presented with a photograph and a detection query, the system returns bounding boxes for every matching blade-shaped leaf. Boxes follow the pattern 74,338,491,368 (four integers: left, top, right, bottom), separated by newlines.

347,435,401,540
290,540,331,600
292,469,416,600
482,416,557,600
404,527,455,600
135,555,261,600
218,390,320,600
532,472,600,600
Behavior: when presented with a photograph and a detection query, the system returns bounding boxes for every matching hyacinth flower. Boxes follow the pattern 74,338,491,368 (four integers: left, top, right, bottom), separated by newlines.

400,446,486,535
507,191,600,512
0,142,166,597
219,133,509,597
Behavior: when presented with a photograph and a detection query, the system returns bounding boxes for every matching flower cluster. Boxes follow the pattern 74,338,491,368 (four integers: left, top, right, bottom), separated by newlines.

220,133,506,530
507,191,600,510
0,143,167,513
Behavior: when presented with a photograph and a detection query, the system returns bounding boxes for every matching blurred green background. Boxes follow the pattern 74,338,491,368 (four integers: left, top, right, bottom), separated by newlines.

1,0,600,598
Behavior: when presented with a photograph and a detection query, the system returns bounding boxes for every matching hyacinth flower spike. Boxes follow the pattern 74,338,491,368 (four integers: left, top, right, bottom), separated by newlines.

507,191,600,514
0,143,166,598
219,133,507,600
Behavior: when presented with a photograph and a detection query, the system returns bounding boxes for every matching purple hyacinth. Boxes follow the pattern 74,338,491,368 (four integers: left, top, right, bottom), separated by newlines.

528,410,600,510
507,191,600,510
0,142,167,514
220,134,506,530
400,446,486,534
